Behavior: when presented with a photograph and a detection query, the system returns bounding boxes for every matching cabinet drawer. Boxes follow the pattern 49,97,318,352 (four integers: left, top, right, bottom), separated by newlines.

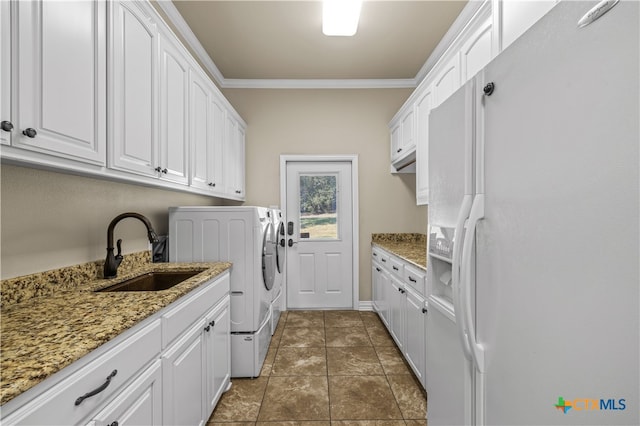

372,248,383,262
404,264,426,296
374,248,390,266
162,272,230,348
3,319,161,426
389,257,404,278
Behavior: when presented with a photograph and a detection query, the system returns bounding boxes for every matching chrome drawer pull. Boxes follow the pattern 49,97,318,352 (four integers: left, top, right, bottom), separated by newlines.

75,370,117,406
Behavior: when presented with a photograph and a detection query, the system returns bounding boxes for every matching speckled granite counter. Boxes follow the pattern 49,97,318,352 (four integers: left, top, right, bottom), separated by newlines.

0,257,231,405
372,233,427,270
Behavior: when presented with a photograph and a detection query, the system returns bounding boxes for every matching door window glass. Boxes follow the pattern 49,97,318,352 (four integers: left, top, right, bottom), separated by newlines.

299,174,338,239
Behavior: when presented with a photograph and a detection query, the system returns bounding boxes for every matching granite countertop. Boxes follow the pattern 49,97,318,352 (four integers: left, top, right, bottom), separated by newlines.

0,261,232,406
372,233,427,270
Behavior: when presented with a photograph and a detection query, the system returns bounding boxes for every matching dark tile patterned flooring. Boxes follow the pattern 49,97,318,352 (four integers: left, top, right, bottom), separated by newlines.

207,310,427,425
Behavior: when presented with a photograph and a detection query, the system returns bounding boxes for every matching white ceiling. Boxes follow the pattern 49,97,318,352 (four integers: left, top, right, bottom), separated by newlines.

163,0,469,88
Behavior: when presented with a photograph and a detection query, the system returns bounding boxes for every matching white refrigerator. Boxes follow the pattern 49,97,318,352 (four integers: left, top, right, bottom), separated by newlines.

426,1,639,425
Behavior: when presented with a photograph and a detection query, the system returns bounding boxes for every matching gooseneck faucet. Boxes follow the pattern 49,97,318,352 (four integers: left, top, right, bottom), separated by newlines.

104,212,159,278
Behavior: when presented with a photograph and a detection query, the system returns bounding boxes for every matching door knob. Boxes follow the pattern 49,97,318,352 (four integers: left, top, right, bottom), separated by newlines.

1,121,13,132
280,239,285,247
288,239,297,247
22,128,37,138
483,82,495,96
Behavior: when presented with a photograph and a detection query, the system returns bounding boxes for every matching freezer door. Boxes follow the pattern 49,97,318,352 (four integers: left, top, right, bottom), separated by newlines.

427,79,476,425
476,1,639,425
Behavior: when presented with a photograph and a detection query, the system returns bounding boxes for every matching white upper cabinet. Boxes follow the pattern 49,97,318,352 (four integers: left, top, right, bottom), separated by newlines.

158,31,190,185
1,0,11,146
460,16,493,83
497,0,557,51
415,85,433,205
14,0,106,163
189,68,225,196
389,103,417,173
432,53,461,108
108,0,159,177
224,115,245,199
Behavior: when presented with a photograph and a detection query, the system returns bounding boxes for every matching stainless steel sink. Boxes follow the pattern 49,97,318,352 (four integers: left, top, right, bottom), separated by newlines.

96,270,205,292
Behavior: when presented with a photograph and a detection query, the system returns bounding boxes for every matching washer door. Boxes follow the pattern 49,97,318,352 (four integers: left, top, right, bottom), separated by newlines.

262,222,276,290
275,221,285,274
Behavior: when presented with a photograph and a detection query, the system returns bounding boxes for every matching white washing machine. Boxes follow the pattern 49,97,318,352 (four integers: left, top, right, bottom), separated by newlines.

269,208,285,335
169,206,275,377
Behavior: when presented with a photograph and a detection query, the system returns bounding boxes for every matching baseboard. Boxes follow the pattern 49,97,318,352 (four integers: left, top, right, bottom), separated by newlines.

358,301,374,311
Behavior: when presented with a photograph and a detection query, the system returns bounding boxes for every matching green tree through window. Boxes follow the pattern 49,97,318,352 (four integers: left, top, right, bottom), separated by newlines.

299,175,337,239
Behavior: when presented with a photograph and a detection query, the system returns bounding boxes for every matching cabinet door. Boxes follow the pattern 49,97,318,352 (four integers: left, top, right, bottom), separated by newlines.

0,0,11,146
225,116,245,198
433,53,461,108
372,263,382,312
189,69,213,191
460,18,493,84
404,289,426,387
158,32,189,185
389,276,405,351
91,360,163,426
109,0,158,177
400,108,415,156
379,268,391,327
163,319,207,426
415,86,433,205
209,97,226,192
15,0,106,163
389,123,401,161
204,298,231,418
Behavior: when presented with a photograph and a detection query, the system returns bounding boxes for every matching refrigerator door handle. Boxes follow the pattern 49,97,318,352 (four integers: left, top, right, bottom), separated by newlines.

452,194,473,360
460,193,486,373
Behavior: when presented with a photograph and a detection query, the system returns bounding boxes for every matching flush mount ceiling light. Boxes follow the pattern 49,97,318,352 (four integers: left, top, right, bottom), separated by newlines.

322,0,363,36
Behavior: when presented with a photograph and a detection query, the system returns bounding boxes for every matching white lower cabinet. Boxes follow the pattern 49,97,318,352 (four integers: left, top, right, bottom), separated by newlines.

372,247,427,389
404,287,427,388
205,300,231,415
162,277,231,426
1,272,231,426
162,317,208,426
89,359,163,426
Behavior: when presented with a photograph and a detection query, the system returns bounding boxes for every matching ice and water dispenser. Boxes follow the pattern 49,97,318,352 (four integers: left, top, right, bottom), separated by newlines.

427,225,456,309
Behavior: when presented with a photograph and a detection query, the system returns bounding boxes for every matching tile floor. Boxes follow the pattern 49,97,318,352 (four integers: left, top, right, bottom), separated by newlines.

207,310,427,425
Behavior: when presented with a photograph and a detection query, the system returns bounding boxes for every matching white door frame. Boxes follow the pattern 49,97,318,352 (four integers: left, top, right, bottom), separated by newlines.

280,155,359,310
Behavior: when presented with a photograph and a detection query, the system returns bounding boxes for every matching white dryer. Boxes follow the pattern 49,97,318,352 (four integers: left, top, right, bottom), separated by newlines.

269,208,285,335
169,206,275,377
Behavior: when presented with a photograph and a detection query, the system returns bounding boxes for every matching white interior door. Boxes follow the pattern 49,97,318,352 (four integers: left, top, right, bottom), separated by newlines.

285,161,353,309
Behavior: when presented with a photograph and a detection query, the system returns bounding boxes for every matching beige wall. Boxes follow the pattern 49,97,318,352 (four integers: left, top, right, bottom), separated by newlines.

222,88,427,302
1,88,428,303
0,165,222,279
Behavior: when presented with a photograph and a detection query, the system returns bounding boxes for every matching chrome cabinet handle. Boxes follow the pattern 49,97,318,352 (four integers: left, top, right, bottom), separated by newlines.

75,370,117,406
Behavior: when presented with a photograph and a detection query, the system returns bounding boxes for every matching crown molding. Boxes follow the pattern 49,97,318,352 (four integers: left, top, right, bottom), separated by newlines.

156,0,486,90
154,0,226,85
414,0,487,83
221,78,417,90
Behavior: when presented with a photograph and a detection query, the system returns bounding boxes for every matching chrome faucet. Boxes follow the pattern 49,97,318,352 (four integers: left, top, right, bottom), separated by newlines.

104,212,159,278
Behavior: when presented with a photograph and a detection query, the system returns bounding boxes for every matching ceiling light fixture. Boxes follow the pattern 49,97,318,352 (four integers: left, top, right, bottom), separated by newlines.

322,0,362,36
